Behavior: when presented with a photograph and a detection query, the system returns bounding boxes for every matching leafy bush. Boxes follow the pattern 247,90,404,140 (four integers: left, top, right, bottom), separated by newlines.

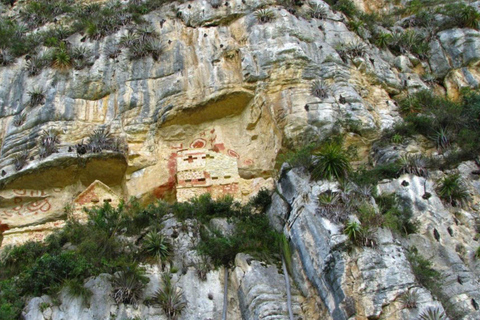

311,141,351,181
249,188,272,212
154,273,186,320
436,174,469,207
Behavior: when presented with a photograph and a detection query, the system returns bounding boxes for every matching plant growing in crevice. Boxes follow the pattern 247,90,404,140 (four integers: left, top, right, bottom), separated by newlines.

111,265,149,305
13,112,26,127
398,154,429,178
25,54,49,77
63,278,92,306
86,127,114,153
311,80,330,99
311,141,351,181
14,149,29,171
309,3,328,19
28,88,45,107
142,230,172,269
153,272,186,320
418,307,447,320
254,9,275,24
39,128,60,159
400,289,419,309
437,173,469,207
407,247,440,291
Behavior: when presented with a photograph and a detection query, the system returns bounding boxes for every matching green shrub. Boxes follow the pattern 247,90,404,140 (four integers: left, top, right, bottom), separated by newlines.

311,142,351,181
407,247,440,290
437,174,469,207
277,143,316,170
28,88,46,107
249,188,272,212
21,251,91,296
62,278,92,306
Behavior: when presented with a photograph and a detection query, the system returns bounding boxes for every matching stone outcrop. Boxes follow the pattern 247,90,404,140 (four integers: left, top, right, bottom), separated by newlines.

1,0,480,319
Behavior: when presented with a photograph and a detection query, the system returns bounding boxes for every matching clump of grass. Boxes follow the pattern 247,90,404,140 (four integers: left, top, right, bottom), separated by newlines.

13,112,26,127
397,154,429,178
14,149,29,171
62,278,92,306
39,128,60,159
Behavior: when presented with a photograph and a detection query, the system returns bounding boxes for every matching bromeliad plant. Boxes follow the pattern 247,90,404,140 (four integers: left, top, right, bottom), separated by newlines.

142,230,172,269
154,272,186,320
437,173,469,207
311,141,351,181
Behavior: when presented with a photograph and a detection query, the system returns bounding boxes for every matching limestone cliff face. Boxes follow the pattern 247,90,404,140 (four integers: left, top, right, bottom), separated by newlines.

1,0,480,319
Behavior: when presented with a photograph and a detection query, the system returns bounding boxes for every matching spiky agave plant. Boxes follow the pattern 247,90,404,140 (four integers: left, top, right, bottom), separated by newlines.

87,127,113,153
14,149,29,171
400,289,419,309
311,79,329,99
154,273,186,320
437,173,469,207
111,265,148,305
39,128,60,159
142,230,172,268
311,142,351,181
254,9,275,23
28,88,45,107
418,307,447,320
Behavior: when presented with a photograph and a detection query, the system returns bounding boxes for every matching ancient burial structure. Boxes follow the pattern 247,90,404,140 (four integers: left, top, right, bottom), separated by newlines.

176,148,240,202
71,180,122,221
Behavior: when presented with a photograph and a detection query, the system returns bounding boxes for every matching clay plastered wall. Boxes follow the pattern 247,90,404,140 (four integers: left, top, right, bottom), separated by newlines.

1,221,65,248
176,148,241,202
0,188,72,230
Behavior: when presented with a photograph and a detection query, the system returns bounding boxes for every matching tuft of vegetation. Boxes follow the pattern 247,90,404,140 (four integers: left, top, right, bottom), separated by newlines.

418,307,448,320
14,149,29,171
28,89,46,108
436,174,469,207
142,230,172,268
400,289,419,309
153,273,186,320
254,9,276,24
397,154,428,178
407,247,440,291
62,278,92,306
111,265,149,305
12,112,26,127
311,80,330,99
39,128,60,159
311,141,351,181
